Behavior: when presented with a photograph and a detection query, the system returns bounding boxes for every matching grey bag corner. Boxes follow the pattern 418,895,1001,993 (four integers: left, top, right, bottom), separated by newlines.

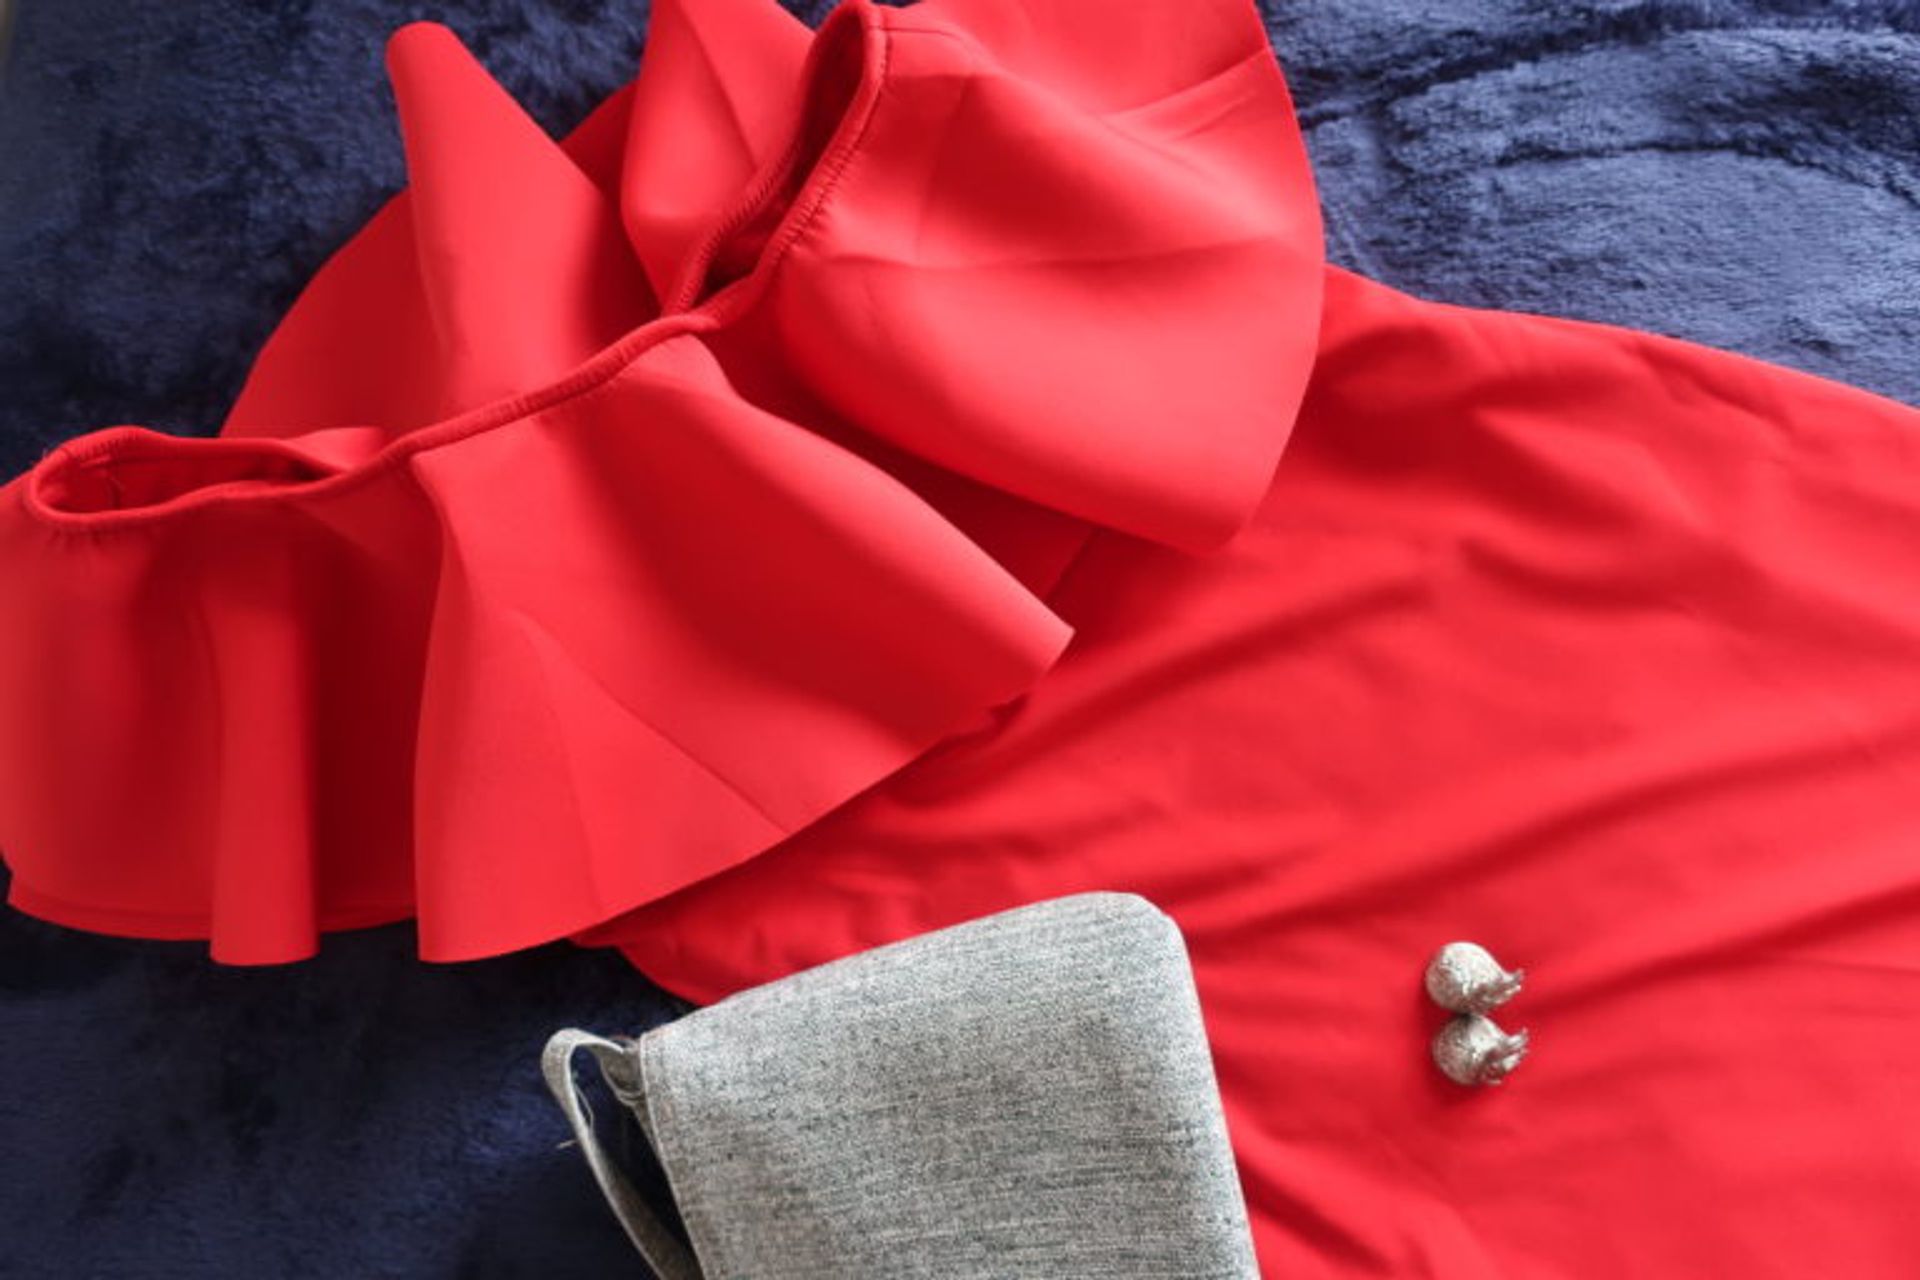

543,893,1260,1279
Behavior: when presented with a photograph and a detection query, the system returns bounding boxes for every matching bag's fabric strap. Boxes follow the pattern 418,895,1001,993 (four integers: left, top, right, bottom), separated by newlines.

542,1029,705,1280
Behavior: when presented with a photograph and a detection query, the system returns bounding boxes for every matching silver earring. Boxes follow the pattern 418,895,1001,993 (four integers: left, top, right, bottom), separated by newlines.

1432,1014,1530,1087
1424,941,1524,1014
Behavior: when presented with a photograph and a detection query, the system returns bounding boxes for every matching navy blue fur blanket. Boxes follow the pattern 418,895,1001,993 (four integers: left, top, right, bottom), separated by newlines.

2,2,1917,1275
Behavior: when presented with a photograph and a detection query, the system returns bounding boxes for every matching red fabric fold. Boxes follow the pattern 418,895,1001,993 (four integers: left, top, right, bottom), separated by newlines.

0,0,1311,961
618,0,812,301
770,9,1321,550
386,22,655,417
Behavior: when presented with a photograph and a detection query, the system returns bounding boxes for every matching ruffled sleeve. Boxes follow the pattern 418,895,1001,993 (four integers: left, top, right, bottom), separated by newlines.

769,0,1323,551
0,0,1322,962
0,337,1071,963
401,336,1073,959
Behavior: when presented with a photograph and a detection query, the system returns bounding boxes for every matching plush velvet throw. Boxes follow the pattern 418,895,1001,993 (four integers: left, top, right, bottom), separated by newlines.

4,0,1919,1274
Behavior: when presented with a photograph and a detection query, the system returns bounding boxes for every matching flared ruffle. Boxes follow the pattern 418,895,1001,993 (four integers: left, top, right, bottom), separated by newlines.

0,0,1321,962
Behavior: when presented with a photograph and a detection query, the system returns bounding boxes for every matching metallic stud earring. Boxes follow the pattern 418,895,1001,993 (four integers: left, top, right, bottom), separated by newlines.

1432,1014,1530,1087
1424,941,1524,1014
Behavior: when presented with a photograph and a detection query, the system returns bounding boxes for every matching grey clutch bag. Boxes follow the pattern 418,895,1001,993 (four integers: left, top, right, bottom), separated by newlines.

543,893,1258,1279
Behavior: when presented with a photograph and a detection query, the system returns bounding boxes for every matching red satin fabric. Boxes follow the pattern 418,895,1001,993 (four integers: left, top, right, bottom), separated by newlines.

4,0,1919,1273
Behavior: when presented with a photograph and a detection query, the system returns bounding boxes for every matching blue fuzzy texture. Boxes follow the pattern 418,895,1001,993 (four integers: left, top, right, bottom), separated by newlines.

1,1,1917,1276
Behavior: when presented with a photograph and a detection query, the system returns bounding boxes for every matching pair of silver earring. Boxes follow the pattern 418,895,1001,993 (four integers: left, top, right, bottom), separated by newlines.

1425,942,1529,1087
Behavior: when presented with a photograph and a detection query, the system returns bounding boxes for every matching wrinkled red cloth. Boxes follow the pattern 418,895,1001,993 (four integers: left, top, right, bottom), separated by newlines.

4,0,1918,1274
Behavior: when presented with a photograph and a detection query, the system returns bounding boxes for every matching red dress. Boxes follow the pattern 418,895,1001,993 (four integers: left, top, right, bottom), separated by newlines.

4,0,1918,1273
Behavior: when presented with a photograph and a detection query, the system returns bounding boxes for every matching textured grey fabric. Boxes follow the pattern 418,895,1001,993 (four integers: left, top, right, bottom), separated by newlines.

545,1030,704,1280
545,894,1257,1279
